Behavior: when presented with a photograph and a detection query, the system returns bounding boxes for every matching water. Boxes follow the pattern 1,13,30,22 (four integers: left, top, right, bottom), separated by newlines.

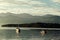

0,29,60,40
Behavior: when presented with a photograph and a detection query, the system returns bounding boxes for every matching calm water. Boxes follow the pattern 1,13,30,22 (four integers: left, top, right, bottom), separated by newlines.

0,29,60,40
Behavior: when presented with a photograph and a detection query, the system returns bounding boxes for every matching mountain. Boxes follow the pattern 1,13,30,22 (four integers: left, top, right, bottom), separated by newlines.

0,13,34,24
0,13,60,24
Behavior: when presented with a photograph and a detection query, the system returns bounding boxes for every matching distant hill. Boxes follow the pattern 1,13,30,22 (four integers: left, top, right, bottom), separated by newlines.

0,13,60,24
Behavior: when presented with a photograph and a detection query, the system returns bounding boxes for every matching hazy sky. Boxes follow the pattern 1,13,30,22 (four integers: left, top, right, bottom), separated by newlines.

0,0,60,16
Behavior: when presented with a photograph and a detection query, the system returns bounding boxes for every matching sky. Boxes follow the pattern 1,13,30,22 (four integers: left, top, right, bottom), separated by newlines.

0,0,60,16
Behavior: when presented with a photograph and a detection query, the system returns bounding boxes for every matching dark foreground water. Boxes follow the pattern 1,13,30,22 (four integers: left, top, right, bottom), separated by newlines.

0,29,60,40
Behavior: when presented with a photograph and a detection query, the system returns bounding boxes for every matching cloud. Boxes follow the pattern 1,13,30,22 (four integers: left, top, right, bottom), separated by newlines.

0,0,46,7
0,2,20,9
0,0,60,16
0,4,60,16
52,0,60,3
28,1,45,5
0,2,11,6
29,7,60,16
0,0,4,2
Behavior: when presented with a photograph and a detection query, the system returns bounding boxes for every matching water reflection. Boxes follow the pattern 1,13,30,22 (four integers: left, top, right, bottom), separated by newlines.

0,29,60,40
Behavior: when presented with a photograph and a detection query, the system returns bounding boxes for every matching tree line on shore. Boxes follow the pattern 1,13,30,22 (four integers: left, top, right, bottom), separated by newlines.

1,22,60,28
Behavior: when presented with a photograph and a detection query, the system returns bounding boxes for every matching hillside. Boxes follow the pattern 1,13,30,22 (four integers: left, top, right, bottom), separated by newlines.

0,13,60,24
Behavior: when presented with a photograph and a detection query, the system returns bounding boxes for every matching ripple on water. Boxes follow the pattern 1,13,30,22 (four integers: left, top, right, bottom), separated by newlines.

0,29,60,40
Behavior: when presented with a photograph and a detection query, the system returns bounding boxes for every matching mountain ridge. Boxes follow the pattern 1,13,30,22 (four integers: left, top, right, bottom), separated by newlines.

0,13,60,24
